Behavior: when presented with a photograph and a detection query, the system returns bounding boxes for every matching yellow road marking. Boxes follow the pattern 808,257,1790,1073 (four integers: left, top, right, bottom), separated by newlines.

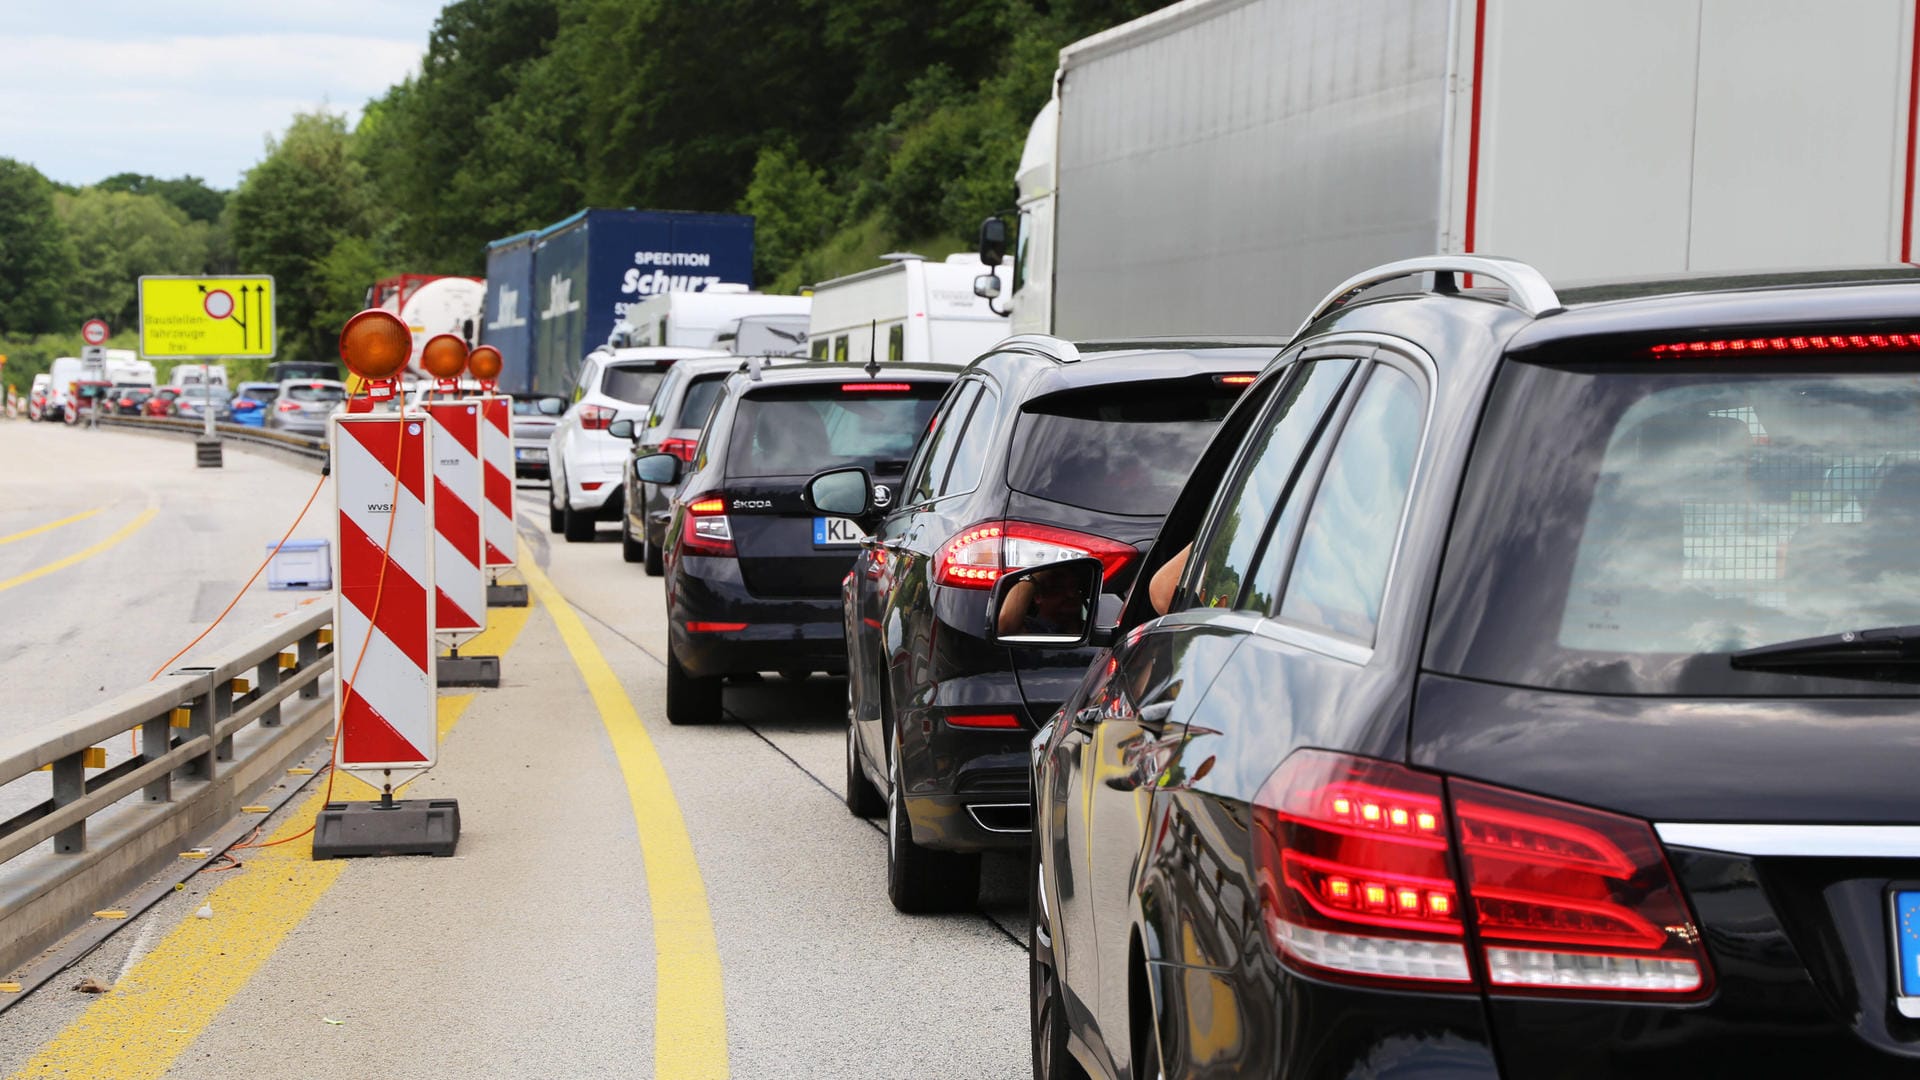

0,506,103,546
0,506,157,595
10,605,534,1079
520,542,730,1080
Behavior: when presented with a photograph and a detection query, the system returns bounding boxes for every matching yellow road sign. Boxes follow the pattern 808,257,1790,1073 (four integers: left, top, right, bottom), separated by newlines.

137,275,276,359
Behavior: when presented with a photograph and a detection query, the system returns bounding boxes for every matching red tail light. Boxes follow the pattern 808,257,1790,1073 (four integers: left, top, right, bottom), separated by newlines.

841,382,913,392
946,713,1023,730
1253,750,1710,999
686,621,747,633
277,399,300,412
933,520,1137,590
662,437,698,463
1216,373,1259,386
580,404,615,430
1650,332,1918,356
680,491,734,557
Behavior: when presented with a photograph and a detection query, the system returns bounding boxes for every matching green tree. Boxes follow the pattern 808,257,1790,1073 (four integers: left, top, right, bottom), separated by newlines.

96,173,227,224
229,112,375,361
55,188,211,329
737,142,841,286
0,158,76,335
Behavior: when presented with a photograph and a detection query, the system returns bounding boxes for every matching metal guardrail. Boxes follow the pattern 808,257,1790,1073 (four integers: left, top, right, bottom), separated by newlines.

94,413,329,465
0,607,335,977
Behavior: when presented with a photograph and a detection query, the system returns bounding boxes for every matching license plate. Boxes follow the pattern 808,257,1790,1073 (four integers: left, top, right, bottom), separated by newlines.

516,447,549,461
1895,891,1920,1016
813,516,867,546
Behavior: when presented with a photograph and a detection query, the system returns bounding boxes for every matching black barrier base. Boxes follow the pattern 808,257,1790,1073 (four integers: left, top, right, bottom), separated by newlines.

195,438,223,469
438,654,500,688
312,797,460,859
487,583,529,607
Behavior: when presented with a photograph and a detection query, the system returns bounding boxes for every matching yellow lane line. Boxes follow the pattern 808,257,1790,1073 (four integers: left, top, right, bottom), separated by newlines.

0,506,104,546
0,506,157,595
9,606,534,1079
519,541,730,1080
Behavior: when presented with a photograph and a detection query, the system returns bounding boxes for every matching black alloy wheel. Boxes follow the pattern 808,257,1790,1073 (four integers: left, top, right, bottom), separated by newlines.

665,639,721,725
885,734,981,913
1032,846,1088,1080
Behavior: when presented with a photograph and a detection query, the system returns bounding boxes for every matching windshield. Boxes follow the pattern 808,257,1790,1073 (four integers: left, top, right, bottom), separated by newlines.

601,364,667,406
727,384,945,478
1008,381,1241,517
1429,359,1920,694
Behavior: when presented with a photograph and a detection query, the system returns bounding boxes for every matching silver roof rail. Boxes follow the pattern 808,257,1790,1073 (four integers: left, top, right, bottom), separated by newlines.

1294,255,1562,339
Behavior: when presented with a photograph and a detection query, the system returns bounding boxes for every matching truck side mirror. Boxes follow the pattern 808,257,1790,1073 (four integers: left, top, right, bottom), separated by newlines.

978,215,1009,267
973,273,1003,300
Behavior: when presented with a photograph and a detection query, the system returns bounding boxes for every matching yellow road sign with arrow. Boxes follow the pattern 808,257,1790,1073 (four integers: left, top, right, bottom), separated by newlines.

137,275,276,359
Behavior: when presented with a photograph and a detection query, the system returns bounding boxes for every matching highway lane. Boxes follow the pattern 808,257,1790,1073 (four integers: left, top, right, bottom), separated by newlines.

0,421,327,821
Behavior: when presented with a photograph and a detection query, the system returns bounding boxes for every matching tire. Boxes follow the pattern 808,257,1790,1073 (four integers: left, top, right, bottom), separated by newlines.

549,491,564,534
1032,846,1089,1080
844,688,885,817
621,514,645,563
665,639,722,725
886,735,981,913
562,500,594,543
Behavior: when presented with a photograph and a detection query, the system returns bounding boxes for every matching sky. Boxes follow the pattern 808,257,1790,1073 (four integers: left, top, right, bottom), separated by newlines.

2,0,445,190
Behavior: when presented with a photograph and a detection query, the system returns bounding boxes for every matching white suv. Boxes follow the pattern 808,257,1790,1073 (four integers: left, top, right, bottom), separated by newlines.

549,345,724,542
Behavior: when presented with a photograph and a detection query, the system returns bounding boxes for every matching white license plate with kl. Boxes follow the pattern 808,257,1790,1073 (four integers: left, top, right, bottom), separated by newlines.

813,516,867,546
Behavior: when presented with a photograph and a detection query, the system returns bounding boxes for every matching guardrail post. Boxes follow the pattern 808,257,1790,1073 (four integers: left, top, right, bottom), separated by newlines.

51,751,85,854
213,678,235,762
298,629,321,700
141,708,172,803
257,657,282,727
174,668,216,782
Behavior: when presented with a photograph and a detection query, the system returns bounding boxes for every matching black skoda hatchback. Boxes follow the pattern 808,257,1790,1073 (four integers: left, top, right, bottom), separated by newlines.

634,362,957,725
1006,260,1920,1079
805,338,1274,913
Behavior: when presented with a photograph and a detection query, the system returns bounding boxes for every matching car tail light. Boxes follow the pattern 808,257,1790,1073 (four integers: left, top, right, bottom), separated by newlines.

1650,332,1918,356
1216,373,1259,386
277,399,300,412
581,404,615,430
686,621,747,633
1252,750,1710,998
680,492,734,557
946,713,1023,730
662,437,698,463
841,382,913,392
933,520,1137,590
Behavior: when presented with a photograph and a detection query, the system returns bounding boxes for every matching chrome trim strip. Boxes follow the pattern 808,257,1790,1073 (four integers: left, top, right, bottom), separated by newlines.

966,803,1034,835
1656,822,1920,858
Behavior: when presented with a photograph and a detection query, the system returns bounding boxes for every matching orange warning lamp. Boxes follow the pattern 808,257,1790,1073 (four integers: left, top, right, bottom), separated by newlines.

338,309,411,401
420,333,469,385
468,345,503,390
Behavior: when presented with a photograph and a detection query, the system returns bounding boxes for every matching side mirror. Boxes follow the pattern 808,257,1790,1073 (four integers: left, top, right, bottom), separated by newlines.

634,452,682,486
988,558,1104,647
804,467,873,517
608,418,635,439
973,273,1003,300
978,215,1009,267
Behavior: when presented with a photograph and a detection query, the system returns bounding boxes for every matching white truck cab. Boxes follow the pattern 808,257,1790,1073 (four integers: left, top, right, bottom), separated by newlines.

614,287,811,350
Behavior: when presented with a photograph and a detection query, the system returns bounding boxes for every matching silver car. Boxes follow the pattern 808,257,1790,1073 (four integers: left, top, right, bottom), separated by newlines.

267,379,348,436
512,395,566,481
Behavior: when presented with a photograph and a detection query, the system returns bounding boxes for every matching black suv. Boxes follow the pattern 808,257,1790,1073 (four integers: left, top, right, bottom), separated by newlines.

1004,258,1920,1079
635,362,959,725
805,338,1273,912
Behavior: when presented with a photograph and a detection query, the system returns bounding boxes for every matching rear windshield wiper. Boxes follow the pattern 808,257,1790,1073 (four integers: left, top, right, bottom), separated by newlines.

1730,624,1920,670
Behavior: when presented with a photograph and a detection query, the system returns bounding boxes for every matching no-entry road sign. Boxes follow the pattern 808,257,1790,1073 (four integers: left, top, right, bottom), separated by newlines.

138,275,276,359
80,319,109,346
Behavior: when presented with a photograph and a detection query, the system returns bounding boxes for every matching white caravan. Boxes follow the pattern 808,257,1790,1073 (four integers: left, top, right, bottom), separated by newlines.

982,0,1920,338
808,253,1008,367
614,286,811,349
103,349,155,386
167,364,229,389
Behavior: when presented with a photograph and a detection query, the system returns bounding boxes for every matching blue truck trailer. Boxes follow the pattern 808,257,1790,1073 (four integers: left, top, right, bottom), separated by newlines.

481,209,754,396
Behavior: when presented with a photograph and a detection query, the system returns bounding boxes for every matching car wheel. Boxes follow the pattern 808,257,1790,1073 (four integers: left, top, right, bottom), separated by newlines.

845,688,885,818
1032,846,1089,1080
665,639,722,725
548,486,564,534
621,514,645,563
886,734,981,913
562,499,594,542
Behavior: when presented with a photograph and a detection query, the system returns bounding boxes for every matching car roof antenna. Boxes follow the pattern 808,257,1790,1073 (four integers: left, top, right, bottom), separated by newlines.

863,319,882,379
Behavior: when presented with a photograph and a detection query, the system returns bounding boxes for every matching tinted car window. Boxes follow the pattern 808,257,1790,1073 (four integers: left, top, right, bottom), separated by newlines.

286,385,344,402
728,385,944,478
1189,359,1355,610
1430,362,1920,694
904,383,978,504
1278,365,1423,640
677,375,727,428
601,364,666,406
938,388,998,498
1008,380,1241,517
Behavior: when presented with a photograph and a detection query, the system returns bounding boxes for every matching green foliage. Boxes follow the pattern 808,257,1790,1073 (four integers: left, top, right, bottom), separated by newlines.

0,328,141,397
55,188,212,330
0,158,78,335
95,173,227,223
740,143,842,286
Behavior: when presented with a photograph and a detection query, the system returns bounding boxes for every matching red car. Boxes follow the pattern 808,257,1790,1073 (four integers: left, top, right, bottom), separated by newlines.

147,387,185,416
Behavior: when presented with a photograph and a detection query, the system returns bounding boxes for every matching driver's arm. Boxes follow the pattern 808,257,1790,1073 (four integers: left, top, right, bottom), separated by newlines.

1147,542,1192,617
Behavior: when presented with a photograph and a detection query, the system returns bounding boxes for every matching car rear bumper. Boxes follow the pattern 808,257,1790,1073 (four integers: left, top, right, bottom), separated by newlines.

668,559,846,677
896,667,1039,852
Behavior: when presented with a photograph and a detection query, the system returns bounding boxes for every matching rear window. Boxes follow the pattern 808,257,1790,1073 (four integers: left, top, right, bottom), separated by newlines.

286,385,344,402
677,374,726,428
726,383,945,478
1008,381,1240,516
1429,358,1920,694
601,364,667,406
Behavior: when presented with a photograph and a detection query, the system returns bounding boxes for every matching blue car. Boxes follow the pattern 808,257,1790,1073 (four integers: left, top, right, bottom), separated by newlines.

230,381,279,428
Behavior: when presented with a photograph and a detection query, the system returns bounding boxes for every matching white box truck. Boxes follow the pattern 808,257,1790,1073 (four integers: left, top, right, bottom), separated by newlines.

614,286,811,349
978,0,1920,338
809,253,1010,366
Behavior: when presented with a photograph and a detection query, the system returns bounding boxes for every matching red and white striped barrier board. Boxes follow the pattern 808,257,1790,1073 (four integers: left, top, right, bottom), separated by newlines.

480,394,516,569
330,411,438,781
423,399,487,646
